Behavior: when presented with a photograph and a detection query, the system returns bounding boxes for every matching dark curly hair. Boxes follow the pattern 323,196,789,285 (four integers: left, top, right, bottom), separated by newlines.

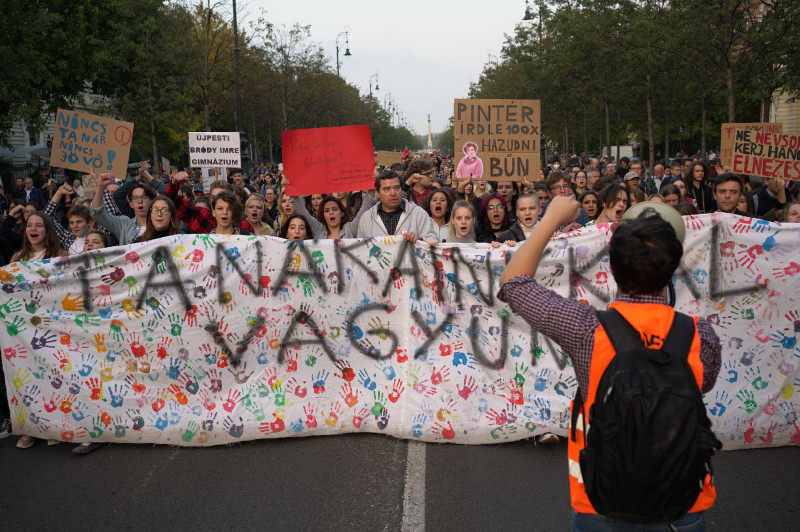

610,212,683,296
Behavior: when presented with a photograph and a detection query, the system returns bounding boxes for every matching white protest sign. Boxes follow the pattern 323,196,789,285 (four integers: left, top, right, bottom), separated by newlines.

188,132,241,168
201,167,228,192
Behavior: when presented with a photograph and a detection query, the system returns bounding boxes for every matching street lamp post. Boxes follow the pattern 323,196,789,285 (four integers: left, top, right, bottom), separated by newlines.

369,73,379,97
232,0,243,133
335,30,351,78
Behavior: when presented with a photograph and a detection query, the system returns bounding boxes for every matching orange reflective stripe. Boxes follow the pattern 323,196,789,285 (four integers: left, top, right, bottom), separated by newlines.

567,302,715,515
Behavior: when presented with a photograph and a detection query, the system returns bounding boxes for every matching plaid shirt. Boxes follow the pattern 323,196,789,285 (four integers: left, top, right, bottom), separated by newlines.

166,182,215,234
497,275,721,399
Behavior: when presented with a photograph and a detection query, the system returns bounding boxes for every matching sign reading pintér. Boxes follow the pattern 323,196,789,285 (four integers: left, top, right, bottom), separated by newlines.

453,99,540,181
188,132,241,168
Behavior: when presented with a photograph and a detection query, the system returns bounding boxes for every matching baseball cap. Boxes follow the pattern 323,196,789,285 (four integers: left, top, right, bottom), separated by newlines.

624,171,640,181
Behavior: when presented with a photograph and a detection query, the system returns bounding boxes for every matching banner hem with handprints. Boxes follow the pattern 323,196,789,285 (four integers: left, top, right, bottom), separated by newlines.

2,215,799,449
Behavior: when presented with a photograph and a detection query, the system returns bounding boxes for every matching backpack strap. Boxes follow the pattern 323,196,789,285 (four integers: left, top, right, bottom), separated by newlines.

660,312,695,361
596,309,646,353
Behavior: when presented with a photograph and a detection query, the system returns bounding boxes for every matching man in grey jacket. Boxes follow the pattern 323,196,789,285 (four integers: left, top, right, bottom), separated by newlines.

356,170,438,244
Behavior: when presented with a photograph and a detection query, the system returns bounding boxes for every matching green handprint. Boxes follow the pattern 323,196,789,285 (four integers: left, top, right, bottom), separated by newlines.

297,274,316,297
181,421,198,442
0,300,23,319
371,391,386,417
514,362,529,387
736,388,757,413
122,276,140,297
192,233,215,251
6,316,27,336
151,252,167,274
88,416,105,438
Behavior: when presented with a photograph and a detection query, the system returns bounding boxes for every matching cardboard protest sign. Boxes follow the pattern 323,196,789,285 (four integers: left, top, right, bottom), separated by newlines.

453,99,540,181
188,132,241,168
731,128,800,181
81,174,97,200
720,123,782,167
282,125,375,195
50,109,134,179
376,150,402,167
161,156,171,174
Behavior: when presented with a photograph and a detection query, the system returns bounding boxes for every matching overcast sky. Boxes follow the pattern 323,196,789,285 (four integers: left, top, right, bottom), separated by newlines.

248,0,529,135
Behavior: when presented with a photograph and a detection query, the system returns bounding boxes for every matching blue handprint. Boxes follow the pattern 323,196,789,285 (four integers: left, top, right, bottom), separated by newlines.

167,358,183,380
379,360,396,380
109,384,128,408
708,390,731,417
358,369,377,391
534,397,551,420
534,369,551,392
78,353,97,377
722,360,739,383
411,412,427,438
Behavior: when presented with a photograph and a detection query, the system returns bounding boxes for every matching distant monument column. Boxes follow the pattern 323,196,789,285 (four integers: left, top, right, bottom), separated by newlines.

427,114,433,150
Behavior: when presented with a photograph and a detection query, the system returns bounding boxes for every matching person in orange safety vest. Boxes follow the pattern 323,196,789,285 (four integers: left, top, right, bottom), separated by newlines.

498,196,721,531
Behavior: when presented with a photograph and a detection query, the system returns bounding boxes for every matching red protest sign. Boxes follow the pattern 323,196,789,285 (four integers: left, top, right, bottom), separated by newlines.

281,125,375,195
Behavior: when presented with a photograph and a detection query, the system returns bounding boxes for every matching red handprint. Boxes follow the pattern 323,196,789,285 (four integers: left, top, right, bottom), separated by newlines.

222,389,241,412
339,382,360,408
458,376,477,400
388,379,405,403
335,360,356,382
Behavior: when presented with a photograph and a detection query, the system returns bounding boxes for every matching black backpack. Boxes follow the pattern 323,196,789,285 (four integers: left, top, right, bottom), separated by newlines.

571,309,722,523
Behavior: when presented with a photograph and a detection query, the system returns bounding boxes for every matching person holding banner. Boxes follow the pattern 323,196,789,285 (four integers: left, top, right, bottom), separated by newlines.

10,212,67,449
244,194,277,236
210,190,251,236
356,170,438,244
90,170,156,245
778,202,800,223
476,193,510,243
494,193,541,246
712,173,746,216
448,200,477,243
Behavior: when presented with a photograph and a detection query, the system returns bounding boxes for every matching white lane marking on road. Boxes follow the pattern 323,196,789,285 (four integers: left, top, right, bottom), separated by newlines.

401,440,426,532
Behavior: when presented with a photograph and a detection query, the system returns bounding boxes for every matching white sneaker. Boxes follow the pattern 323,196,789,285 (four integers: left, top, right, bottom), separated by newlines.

16,435,35,449
538,432,559,445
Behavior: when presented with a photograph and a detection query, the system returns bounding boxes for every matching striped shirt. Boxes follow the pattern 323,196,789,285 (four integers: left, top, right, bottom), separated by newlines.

498,275,721,399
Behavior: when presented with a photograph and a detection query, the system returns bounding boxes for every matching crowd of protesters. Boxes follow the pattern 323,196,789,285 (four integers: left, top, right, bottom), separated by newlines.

0,147,799,449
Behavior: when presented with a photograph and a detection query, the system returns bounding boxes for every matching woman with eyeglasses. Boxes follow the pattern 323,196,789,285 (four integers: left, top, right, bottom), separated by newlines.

134,196,180,242
476,193,510,243
89,169,155,245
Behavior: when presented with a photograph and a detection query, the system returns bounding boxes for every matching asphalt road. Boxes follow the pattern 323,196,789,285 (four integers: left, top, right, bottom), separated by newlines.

1,434,797,531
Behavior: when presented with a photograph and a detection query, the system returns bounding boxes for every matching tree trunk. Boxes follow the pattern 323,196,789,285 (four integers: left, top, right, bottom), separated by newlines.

268,127,274,163
664,113,670,163
147,77,159,173
616,109,621,161
583,102,589,164
646,91,654,172
726,66,735,122
701,98,707,160
251,116,258,164
563,122,569,157
604,97,611,160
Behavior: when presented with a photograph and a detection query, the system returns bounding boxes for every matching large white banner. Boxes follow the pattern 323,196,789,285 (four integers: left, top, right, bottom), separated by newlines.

1,214,799,448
